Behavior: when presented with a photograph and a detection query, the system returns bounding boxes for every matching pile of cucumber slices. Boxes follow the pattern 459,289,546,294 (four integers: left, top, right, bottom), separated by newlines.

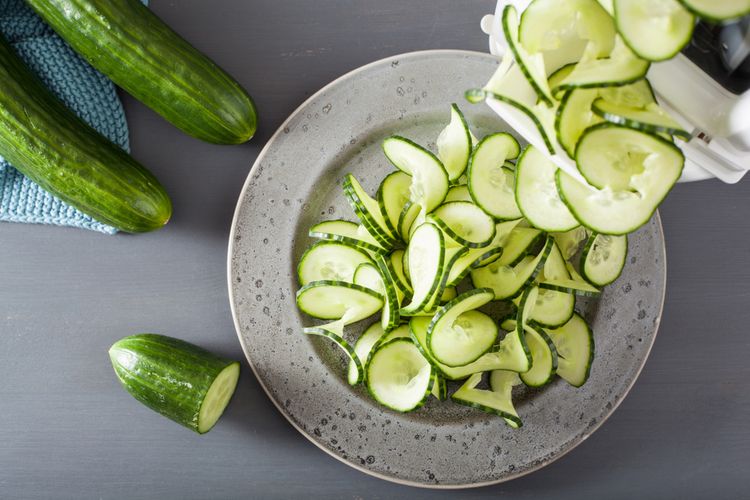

296,104,625,427
468,0,748,236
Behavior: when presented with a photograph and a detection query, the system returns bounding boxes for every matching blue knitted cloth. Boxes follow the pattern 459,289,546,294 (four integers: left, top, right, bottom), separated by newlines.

0,0,147,234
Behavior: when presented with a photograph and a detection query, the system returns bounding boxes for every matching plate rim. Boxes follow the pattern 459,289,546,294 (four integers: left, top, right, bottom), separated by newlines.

226,49,667,489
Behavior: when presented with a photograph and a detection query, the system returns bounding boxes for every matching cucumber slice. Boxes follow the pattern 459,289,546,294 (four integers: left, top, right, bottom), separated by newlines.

373,257,402,331
495,226,543,267
554,37,650,91
431,372,448,400
348,322,386,385
343,174,397,247
366,338,434,412
502,5,554,105
614,0,694,62
531,287,576,328
308,220,386,255
472,237,553,300
353,262,385,295
436,104,473,182
598,79,656,107
445,184,473,203
520,326,559,387
382,136,449,213
400,223,445,315
548,64,576,99
555,80,658,158
410,316,531,380
520,0,617,73
591,98,691,139
297,241,373,286
467,133,523,220
109,334,240,434
429,201,497,248
539,268,602,297
446,220,522,285
555,88,602,158
387,249,412,296
678,0,750,21
559,125,683,234
427,288,496,367
545,313,595,387
377,171,413,236
552,226,590,260
515,146,579,232
530,242,576,327
398,202,421,242
440,286,457,303
581,233,628,286
296,280,384,321
304,325,365,384
469,54,556,154
452,371,522,428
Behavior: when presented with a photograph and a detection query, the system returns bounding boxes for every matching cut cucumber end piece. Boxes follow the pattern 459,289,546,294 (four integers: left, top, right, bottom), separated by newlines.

198,362,241,434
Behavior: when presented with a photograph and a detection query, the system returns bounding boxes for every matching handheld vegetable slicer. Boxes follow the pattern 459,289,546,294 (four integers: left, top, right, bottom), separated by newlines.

481,0,750,183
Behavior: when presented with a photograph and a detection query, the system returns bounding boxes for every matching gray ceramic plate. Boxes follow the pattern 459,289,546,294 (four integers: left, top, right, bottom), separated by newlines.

227,50,666,488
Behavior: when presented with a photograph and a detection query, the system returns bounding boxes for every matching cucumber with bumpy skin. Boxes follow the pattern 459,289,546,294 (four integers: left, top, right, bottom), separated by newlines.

109,334,240,434
27,0,257,144
0,33,171,233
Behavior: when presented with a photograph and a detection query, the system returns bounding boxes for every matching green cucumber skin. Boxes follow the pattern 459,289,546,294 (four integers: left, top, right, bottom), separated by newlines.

109,334,239,433
0,35,171,233
27,0,257,145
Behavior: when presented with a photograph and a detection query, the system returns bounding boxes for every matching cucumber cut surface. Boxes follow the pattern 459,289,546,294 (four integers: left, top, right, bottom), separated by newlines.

296,281,384,321
377,171,413,236
545,313,595,387
515,146,578,232
591,99,690,139
366,338,433,412
472,237,553,300
581,233,628,286
554,37,650,91
309,220,385,255
343,174,397,246
353,262,385,295
520,0,617,73
502,5,554,105
382,136,449,213
614,0,694,61
468,133,523,220
429,201,496,248
400,223,445,314
496,226,543,267
520,326,558,387
348,322,386,385
552,226,589,260
411,317,530,380
678,0,750,21
297,241,373,285
556,88,602,158
436,104,473,182
559,125,683,234
452,371,522,428
428,288,496,367
445,185,473,203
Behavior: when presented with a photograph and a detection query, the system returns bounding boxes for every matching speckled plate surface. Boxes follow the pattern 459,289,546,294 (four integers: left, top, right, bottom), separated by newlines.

227,50,666,488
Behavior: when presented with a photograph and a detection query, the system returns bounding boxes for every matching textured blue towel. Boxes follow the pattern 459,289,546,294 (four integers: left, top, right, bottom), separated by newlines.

0,0,147,234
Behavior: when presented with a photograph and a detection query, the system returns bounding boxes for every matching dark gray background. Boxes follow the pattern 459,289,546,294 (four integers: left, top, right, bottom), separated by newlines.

1,1,748,498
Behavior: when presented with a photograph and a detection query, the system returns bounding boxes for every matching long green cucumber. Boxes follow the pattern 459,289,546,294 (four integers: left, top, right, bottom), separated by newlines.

26,0,257,144
0,34,171,233
109,334,240,434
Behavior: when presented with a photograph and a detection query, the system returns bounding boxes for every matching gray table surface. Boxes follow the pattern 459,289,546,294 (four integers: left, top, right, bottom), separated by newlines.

1,1,749,498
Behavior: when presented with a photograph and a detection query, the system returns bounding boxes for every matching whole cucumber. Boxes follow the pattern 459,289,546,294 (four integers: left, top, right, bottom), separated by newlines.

27,0,258,144
0,34,171,233
109,334,240,434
